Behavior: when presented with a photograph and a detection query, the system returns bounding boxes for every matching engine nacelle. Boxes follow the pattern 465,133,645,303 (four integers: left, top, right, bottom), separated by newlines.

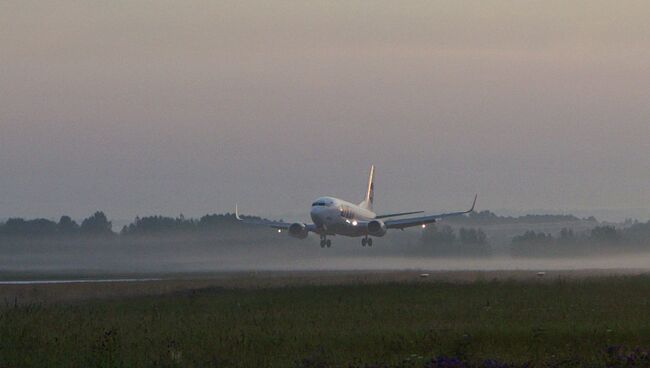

288,223,309,239
367,220,387,237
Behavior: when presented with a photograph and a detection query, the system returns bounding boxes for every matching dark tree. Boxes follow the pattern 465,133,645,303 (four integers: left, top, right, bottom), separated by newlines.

421,225,490,256
590,226,621,244
624,221,650,245
557,228,575,243
80,212,113,236
512,231,554,245
121,215,196,235
198,213,242,232
1,218,57,236
57,216,79,235
1,218,27,235
422,225,456,245
458,228,487,245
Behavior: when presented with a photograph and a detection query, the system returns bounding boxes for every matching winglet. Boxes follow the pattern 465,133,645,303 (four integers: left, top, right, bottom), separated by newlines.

469,194,478,213
235,204,242,220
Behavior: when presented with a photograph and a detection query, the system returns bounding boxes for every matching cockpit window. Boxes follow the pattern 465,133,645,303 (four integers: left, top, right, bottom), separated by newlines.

312,200,333,207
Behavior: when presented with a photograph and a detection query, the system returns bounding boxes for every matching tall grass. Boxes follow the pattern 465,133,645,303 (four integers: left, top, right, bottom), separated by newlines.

2,277,650,367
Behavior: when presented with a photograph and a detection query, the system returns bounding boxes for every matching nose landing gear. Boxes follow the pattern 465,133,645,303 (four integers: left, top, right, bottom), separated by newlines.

361,236,373,247
320,235,331,248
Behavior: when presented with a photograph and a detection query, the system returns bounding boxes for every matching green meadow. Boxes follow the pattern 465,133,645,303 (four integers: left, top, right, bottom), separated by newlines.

2,276,650,367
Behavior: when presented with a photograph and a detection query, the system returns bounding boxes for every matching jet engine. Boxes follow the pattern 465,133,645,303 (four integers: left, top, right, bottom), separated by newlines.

367,220,387,237
288,223,309,239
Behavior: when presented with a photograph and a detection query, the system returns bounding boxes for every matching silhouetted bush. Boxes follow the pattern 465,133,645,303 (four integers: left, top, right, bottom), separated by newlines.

458,228,487,245
510,231,556,257
445,210,589,226
508,223,649,257
421,225,490,256
0,218,58,237
591,225,621,244
121,215,196,235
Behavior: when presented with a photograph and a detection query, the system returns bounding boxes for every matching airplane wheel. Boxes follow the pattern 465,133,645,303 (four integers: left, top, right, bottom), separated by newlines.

320,240,325,248
361,238,367,247
326,239,331,248
367,238,373,247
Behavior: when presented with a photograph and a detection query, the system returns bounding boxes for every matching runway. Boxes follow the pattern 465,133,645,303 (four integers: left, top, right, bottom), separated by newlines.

0,278,162,285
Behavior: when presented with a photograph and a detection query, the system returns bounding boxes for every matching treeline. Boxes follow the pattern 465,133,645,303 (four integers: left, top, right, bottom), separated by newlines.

511,221,650,257
0,212,112,237
0,210,597,238
420,225,490,256
6,211,650,258
445,210,595,226
119,214,256,235
0,212,263,238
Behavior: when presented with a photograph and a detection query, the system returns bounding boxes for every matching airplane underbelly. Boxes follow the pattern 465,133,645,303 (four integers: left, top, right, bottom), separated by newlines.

330,222,366,237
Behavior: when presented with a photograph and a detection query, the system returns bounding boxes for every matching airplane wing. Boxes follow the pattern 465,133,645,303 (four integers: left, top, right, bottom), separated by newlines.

235,205,317,232
375,210,425,219
384,195,477,230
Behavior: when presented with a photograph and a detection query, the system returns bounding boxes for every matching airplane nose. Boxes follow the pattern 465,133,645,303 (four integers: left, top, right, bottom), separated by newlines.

310,207,324,227
311,207,334,227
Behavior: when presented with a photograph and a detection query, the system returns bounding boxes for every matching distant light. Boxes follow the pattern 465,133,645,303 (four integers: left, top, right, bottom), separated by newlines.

345,219,351,224
278,229,282,233
422,224,426,229
352,220,358,226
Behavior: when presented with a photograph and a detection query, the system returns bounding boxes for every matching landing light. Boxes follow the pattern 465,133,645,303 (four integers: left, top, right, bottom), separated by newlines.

345,219,351,224
278,229,282,233
352,220,358,226
421,224,426,229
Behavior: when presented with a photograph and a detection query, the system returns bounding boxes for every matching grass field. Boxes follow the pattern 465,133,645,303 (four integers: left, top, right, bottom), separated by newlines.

2,273,650,367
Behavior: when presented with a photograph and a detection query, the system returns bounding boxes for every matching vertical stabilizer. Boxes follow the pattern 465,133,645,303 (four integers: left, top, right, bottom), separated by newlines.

359,165,375,211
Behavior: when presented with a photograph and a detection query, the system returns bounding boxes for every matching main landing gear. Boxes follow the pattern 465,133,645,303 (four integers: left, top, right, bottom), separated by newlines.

320,235,331,248
361,236,373,247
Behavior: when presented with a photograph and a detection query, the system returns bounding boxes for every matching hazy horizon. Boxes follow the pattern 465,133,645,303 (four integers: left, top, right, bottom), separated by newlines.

2,1,649,222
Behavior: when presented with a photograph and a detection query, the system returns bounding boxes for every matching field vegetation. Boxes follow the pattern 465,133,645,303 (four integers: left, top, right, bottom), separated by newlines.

2,275,650,367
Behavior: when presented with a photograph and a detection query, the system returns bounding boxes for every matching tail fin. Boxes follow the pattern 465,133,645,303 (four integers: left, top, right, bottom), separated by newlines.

359,165,375,211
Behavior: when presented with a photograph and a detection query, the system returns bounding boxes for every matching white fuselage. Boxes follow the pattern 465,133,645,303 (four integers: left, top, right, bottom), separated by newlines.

236,165,475,247
309,196,375,236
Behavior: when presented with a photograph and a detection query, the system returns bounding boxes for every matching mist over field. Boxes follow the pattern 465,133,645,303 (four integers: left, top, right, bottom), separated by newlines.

6,242,650,275
2,210,650,276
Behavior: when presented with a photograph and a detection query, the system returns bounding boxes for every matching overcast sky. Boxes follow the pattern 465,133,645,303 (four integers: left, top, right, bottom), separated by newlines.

1,1,649,222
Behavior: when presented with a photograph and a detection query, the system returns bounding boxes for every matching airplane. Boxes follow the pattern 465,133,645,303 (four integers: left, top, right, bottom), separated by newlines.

235,165,477,248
